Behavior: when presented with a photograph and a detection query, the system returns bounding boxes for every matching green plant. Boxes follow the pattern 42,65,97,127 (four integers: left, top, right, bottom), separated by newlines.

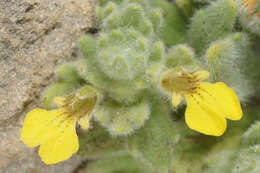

21,0,260,172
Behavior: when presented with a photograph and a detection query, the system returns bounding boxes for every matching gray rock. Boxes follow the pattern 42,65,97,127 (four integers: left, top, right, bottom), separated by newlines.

0,0,97,172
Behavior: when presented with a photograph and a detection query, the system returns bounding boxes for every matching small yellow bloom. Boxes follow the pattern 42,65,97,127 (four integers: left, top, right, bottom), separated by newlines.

161,68,242,136
21,85,97,164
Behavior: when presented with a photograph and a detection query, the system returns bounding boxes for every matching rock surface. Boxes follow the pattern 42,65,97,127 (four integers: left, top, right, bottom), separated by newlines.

0,0,97,172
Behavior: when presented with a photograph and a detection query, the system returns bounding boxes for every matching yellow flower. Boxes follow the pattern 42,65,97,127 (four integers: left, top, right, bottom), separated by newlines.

21,85,97,164
161,68,242,136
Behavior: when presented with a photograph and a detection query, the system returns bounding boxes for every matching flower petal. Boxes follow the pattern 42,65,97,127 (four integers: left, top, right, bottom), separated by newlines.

53,96,67,107
171,92,183,107
78,115,90,130
21,108,64,147
192,70,209,81
185,92,227,136
197,82,242,120
39,117,78,164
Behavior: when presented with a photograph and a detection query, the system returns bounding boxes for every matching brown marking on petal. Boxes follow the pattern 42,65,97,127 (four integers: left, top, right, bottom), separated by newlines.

189,92,215,119
43,110,74,133
55,86,98,119
59,117,76,140
161,68,205,95
44,111,64,125
196,86,218,102
190,94,202,108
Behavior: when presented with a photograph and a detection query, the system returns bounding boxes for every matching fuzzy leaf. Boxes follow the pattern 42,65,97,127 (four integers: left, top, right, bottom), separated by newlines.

83,153,153,173
149,41,164,62
206,33,251,102
231,145,260,173
242,121,260,146
42,82,79,109
78,121,125,159
95,100,150,135
56,64,83,83
126,98,177,173
79,35,97,59
189,0,237,55
150,0,188,45
165,44,197,69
